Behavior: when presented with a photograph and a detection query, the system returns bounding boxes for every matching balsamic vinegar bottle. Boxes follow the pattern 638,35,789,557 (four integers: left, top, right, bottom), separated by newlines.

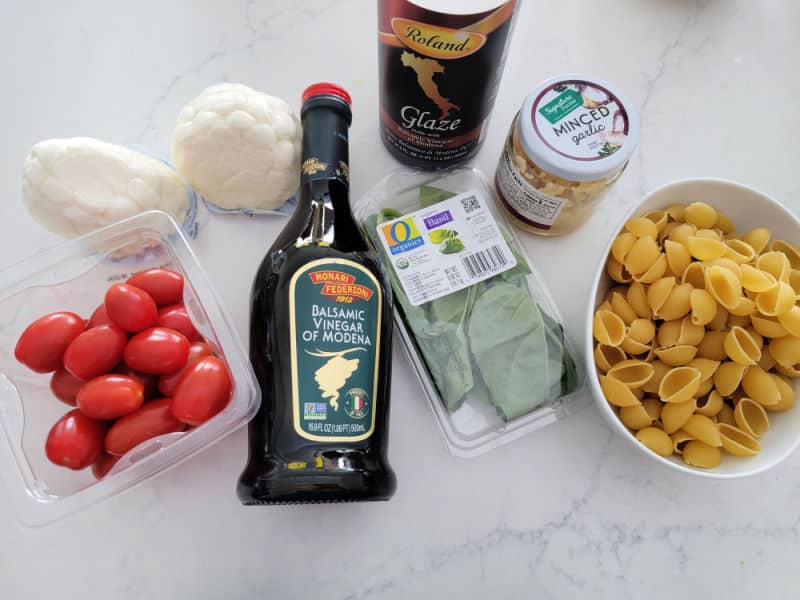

237,83,396,504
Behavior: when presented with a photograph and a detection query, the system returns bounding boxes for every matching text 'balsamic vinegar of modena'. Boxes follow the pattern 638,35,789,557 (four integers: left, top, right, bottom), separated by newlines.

238,83,396,504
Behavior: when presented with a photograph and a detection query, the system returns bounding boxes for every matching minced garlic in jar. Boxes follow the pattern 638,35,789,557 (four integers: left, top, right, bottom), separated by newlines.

495,74,639,236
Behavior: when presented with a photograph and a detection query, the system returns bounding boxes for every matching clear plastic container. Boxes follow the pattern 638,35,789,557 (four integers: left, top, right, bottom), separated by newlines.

0,210,259,525
355,167,586,457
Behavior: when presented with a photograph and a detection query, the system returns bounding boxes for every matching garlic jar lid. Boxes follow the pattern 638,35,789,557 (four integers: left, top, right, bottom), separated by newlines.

517,73,640,182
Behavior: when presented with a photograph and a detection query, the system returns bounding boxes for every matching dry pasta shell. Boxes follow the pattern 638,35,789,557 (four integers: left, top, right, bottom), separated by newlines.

593,310,626,346
758,351,777,372
776,363,800,378
708,306,729,331
696,389,724,417
600,375,641,407
689,288,717,326
607,256,633,283
757,251,791,283
768,336,800,369
741,366,781,407
771,240,800,269
594,344,627,372
657,283,693,321
682,414,722,447
641,397,663,422
727,313,751,329
755,282,795,317
688,358,721,382
682,440,722,468
662,398,697,434
695,228,722,241
647,277,676,315
724,239,756,264
625,236,661,276
727,296,756,317
628,319,656,345
635,427,674,457
697,330,728,361
705,265,743,310
770,374,796,412
625,217,659,239
687,236,726,261
619,335,651,355
619,403,654,430
696,377,714,397
713,361,748,396
610,292,637,325
733,398,769,437
644,210,669,233
718,424,760,457
717,402,736,426
789,269,800,296
723,326,761,366
684,202,718,229
607,360,655,389
633,254,668,284
665,204,686,222
659,366,701,403
671,430,694,454
744,327,763,350
740,264,777,293
626,281,651,319
679,317,705,346
669,223,697,245
681,262,706,289
659,220,680,242
777,307,800,337
715,212,736,235
707,257,741,277
654,345,698,367
751,314,789,338
657,320,682,348
611,232,638,264
742,227,771,254
643,360,671,395
664,240,692,278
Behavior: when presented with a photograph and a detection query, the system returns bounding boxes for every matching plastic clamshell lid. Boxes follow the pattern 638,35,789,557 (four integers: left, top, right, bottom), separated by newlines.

0,210,260,525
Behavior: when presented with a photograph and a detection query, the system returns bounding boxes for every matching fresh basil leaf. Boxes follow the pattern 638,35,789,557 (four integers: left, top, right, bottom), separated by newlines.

419,184,456,207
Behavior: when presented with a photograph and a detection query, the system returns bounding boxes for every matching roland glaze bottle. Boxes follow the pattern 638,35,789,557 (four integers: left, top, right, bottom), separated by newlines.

237,83,396,504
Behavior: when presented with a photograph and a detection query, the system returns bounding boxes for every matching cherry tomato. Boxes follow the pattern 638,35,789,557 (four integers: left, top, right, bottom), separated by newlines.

171,356,233,426
88,304,112,328
105,398,186,456
123,327,190,374
76,374,145,420
63,324,127,381
45,409,106,470
158,341,213,396
15,312,86,373
104,283,158,332
91,451,120,479
50,369,84,406
156,304,200,341
127,268,184,306
116,364,159,400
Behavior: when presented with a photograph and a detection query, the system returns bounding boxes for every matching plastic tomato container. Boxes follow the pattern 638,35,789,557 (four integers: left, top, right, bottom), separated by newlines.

0,211,259,525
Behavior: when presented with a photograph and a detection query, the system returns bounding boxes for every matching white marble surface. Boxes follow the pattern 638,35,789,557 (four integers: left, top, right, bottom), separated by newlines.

2,0,800,597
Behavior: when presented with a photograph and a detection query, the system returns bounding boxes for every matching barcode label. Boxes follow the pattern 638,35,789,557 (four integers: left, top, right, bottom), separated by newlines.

462,245,508,279
459,194,480,213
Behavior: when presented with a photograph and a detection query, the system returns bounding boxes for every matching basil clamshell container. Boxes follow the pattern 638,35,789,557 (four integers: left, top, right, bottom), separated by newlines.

0,211,260,525
355,168,586,457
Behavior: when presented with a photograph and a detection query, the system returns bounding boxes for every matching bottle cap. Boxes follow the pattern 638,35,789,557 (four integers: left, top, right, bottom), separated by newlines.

302,83,352,106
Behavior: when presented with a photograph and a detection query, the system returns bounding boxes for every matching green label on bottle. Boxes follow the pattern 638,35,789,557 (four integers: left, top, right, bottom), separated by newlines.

289,258,382,442
538,88,583,124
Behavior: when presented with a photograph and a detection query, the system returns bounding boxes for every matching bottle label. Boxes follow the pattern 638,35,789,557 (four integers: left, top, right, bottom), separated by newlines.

289,259,382,442
495,146,565,229
378,0,518,164
376,189,517,306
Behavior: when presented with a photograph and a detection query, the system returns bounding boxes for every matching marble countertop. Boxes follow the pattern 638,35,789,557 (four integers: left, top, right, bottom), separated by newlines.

2,0,800,597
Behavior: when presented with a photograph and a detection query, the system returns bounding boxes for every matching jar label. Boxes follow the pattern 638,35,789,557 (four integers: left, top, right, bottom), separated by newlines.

531,80,631,161
495,147,565,229
289,259,382,442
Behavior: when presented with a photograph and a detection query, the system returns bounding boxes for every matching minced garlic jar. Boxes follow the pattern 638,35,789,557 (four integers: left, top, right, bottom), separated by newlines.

495,74,639,235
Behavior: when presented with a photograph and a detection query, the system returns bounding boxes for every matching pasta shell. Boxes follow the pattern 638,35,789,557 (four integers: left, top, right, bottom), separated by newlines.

751,314,789,338
607,360,655,389
723,326,761,366
744,327,763,350
715,212,736,235
687,236,726,261
757,251,791,283
758,351,777,371
707,257,741,277
733,398,769,437
740,264,777,293
690,288,718,326
705,265,743,310
682,440,722,468
657,283,693,321
768,336,800,369
724,239,756,264
625,217,659,239
727,313,751,329
619,403,654,430
593,310,626,346
662,398,697,433
671,430,694,454
664,240,692,277
626,281,651,319
642,397,663,421
665,204,686,222
742,227,771,254
717,402,736,426
654,345,698,367
741,366,781,407
727,296,756,317
635,427,674,457
684,202,718,229
714,362,748,396
696,389,724,417
659,366,701,403
600,375,641,407
669,223,697,245
755,282,795,316
628,319,656,344
625,237,661,276
657,320,682,348
777,307,800,337
789,269,800,296
689,358,721,382
695,228,722,241
647,277,676,315
619,336,651,355
610,292,637,325
776,363,800,378
659,220,680,242
644,210,669,233
681,262,706,289
611,232,638,264
679,317,706,346
633,253,668,284
719,424,760,457
594,344,627,372
771,240,800,269
770,374,796,412
696,378,714,397
697,330,728,361
644,360,671,394
607,256,633,283
682,414,722,447
707,306,729,331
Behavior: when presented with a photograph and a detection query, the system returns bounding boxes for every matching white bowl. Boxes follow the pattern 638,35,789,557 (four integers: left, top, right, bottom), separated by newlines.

587,178,800,478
